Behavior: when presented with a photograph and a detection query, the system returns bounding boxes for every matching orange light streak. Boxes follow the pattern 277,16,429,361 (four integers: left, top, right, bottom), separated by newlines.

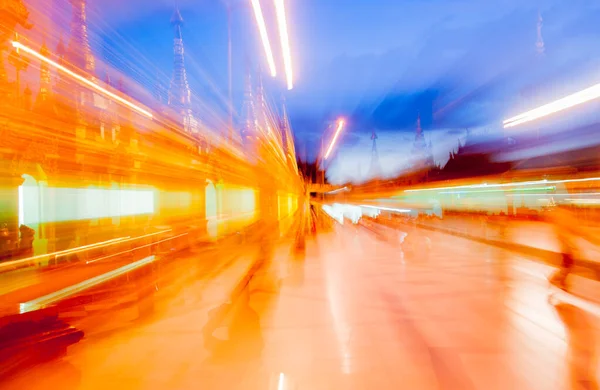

0,229,172,272
250,0,277,77
0,237,130,271
86,230,179,264
324,119,345,159
503,82,600,128
21,232,188,313
274,0,293,90
11,41,154,119
20,255,157,313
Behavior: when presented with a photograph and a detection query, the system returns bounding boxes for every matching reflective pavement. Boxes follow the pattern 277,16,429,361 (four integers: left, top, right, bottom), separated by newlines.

2,224,599,389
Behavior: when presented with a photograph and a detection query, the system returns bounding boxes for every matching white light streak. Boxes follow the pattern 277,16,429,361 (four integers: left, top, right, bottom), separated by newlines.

11,41,153,119
324,119,345,159
250,0,277,77
20,255,157,313
0,237,130,271
405,176,600,193
503,82,600,128
359,204,412,213
326,186,348,194
274,0,293,90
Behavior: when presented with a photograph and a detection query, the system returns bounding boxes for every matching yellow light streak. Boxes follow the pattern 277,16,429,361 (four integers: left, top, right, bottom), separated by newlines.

250,0,277,77
0,229,172,272
503,82,600,128
274,0,293,90
20,255,157,313
11,41,154,119
324,119,345,159
20,232,188,313
86,230,179,264
0,237,130,271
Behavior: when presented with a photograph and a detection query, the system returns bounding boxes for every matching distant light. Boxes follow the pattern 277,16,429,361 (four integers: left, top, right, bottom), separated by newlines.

405,177,600,193
439,186,555,195
250,0,277,77
359,204,411,213
503,81,600,128
324,119,345,159
326,186,348,194
11,41,153,119
274,0,293,90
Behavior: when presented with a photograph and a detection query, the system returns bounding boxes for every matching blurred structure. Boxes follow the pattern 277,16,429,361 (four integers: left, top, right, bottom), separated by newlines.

0,0,303,262
536,11,545,57
410,114,434,171
167,7,198,135
368,130,381,179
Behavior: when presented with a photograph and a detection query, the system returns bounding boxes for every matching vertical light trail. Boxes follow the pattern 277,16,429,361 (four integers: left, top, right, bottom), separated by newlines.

250,0,277,77
274,0,293,90
324,119,345,159
11,41,153,119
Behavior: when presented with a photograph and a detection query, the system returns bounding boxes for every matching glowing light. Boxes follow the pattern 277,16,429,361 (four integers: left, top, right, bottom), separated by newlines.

86,231,183,264
11,41,153,119
274,0,293,90
503,82,600,128
359,204,411,213
19,187,155,225
278,373,285,390
405,176,600,194
0,237,130,271
566,199,600,205
20,255,158,313
20,232,187,313
439,186,555,195
326,186,348,194
250,0,277,77
324,119,345,159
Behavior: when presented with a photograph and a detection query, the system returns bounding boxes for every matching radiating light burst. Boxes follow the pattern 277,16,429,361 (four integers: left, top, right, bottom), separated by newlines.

250,0,277,77
274,0,293,90
503,81,600,128
324,119,345,160
11,41,154,119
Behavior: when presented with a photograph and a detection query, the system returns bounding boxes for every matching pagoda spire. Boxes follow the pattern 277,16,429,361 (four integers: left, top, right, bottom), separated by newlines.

68,0,95,74
33,39,56,115
38,40,51,100
168,6,191,109
255,66,280,145
368,130,382,178
241,69,257,147
280,95,297,170
54,34,70,97
536,11,545,56
168,6,197,134
413,114,427,151
411,114,434,169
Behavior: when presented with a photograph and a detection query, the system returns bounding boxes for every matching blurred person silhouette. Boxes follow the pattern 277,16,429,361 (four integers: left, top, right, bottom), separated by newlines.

0,222,11,253
203,284,264,363
552,302,599,389
547,204,578,289
19,224,34,251
546,204,596,290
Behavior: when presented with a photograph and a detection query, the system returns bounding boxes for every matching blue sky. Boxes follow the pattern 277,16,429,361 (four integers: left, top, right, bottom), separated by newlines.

37,0,600,183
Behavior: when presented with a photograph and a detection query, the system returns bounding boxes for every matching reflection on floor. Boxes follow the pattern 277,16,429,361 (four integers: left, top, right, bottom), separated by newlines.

2,225,599,390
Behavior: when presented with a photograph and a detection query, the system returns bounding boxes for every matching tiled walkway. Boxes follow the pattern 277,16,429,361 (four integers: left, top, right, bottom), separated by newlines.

3,226,599,389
